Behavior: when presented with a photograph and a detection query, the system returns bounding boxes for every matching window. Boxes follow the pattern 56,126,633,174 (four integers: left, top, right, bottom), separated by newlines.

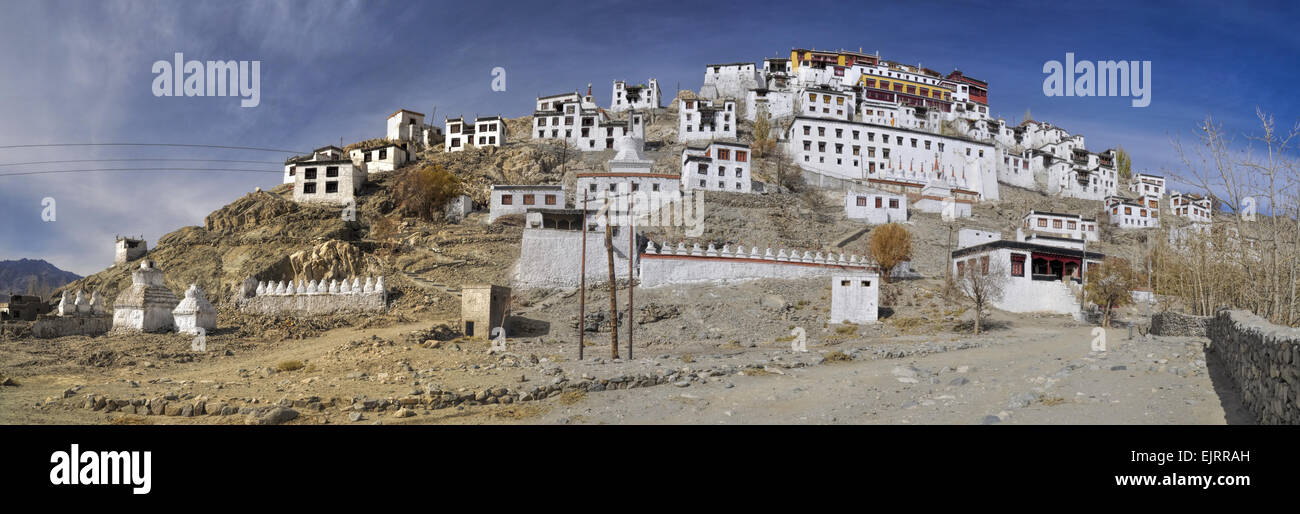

735,151,747,162
889,199,899,209
523,195,535,205
718,148,730,160
698,164,708,175
545,194,556,205
1053,220,1062,229
735,168,742,177
856,196,867,207
501,194,513,205
326,166,338,178
303,183,316,194
874,197,883,209
325,181,338,193
379,149,387,160
1011,254,1025,277
304,168,317,179
861,280,871,287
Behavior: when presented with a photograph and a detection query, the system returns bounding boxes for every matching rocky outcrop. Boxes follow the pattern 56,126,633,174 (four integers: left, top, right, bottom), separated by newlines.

204,191,297,233
286,240,366,283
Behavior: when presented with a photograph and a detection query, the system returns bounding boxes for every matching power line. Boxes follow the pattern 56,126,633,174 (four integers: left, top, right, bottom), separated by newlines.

0,167,282,178
0,158,284,167
0,143,307,153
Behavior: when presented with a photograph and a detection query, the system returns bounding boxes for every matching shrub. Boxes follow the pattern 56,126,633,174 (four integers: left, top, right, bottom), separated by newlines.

869,224,912,283
276,360,304,372
392,164,461,221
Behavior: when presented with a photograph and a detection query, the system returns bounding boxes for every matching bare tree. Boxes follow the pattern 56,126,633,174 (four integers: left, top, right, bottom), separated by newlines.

956,260,1007,334
1085,258,1136,328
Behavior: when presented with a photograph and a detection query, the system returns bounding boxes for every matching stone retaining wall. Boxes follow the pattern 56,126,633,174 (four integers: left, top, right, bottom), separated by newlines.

1207,309,1300,424
1151,311,1210,337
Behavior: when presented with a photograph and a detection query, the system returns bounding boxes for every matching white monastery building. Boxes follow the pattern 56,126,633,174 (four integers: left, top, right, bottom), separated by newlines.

1022,210,1099,242
678,98,737,142
680,141,753,193
291,156,365,206
445,115,506,152
1171,192,1213,223
1106,196,1160,229
489,184,565,223
534,89,646,151
610,79,661,112
844,189,907,224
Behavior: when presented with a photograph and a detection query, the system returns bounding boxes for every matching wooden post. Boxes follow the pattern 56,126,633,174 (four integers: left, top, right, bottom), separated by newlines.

605,204,620,359
628,191,635,360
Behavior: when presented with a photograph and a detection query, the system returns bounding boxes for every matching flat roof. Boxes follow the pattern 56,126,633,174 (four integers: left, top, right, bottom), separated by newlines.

388,109,424,119
491,184,564,191
952,239,1105,260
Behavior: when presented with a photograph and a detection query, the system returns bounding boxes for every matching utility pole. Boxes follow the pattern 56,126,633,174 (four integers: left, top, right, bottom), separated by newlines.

628,190,635,360
578,192,587,361
605,201,620,359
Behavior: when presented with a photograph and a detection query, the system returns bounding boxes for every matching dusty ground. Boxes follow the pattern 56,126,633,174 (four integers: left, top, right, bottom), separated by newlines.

0,276,1248,425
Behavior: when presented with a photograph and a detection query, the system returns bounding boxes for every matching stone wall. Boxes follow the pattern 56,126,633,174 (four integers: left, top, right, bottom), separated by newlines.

1206,310,1300,424
32,315,112,339
1151,311,1209,337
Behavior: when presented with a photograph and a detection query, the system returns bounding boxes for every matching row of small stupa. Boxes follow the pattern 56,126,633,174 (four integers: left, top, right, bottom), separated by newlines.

645,241,867,266
253,276,385,296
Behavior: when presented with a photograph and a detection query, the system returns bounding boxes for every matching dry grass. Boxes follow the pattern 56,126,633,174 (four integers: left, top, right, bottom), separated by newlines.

679,353,695,363
1040,396,1067,407
109,415,153,425
834,324,858,335
276,360,305,372
823,351,852,363
490,404,549,420
558,390,586,405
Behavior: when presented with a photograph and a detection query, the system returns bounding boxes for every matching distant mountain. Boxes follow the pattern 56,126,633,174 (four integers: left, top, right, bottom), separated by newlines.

0,259,82,303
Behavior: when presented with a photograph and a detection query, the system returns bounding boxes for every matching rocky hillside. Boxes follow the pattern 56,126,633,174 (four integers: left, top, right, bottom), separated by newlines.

0,259,81,303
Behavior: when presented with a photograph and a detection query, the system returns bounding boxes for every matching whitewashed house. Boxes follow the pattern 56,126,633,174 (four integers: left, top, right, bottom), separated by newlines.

534,90,645,151
957,228,1001,249
800,87,855,120
1130,172,1166,198
680,141,752,193
445,115,506,152
1171,192,1212,223
1022,210,1099,242
611,79,661,112
489,184,565,223
699,62,761,101
745,88,796,122
844,189,907,224
1105,196,1160,229
387,108,442,148
349,142,408,174
951,238,1105,314
292,155,366,206
678,98,737,142
283,146,344,184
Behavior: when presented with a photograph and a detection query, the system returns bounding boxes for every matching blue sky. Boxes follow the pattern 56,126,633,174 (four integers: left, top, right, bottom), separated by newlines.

0,0,1296,275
